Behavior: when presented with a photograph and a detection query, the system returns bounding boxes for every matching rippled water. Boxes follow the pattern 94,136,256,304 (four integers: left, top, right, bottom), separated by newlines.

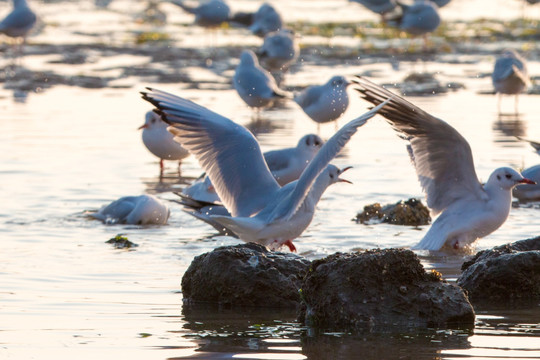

2,0,540,359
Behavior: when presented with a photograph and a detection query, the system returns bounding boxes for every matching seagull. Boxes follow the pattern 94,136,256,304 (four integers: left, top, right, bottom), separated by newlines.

90,194,170,225
233,49,290,110
513,165,540,202
294,76,351,131
354,76,535,252
0,0,37,55
141,88,389,251
390,0,441,37
180,133,324,212
169,0,231,28
139,110,190,172
430,0,451,7
349,0,397,16
492,49,530,114
248,3,283,37
256,29,299,74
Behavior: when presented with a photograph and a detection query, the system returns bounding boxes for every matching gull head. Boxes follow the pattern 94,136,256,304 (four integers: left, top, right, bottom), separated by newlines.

488,167,536,190
326,164,353,186
328,75,350,90
239,50,258,67
298,134,324,152
138,111,165,131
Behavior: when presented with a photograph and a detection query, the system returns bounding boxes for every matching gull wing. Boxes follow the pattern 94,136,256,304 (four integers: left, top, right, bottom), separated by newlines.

492,56,519,82
263,148,293,172
269,99,390,222
293,85,323,110
142,88,280,217
354,76,486,215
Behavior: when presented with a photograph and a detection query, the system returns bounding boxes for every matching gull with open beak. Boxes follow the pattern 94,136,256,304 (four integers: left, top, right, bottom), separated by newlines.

142,88,389,251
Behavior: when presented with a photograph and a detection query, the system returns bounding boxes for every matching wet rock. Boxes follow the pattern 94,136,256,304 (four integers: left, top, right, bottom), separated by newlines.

300,249,475,332
457,237,540,308
181,243,310,308
106,234,138,249
354,198,431,226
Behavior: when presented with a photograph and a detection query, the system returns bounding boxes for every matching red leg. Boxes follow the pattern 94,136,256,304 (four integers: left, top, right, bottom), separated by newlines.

284,240,297,252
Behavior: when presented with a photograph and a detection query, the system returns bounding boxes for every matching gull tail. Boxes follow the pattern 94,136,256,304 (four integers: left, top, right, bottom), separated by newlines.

273,87,294,100
184,208,236,236
411,221,448,251
211,215,265,242
512,64,531,88
170,0,197,14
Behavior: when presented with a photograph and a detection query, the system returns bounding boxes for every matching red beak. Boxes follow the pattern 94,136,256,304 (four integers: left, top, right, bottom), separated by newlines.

339,166,353,184
518,178,536,185
138,124,148,130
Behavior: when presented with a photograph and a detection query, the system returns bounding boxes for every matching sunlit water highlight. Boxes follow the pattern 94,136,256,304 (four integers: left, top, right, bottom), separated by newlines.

1,0,540,359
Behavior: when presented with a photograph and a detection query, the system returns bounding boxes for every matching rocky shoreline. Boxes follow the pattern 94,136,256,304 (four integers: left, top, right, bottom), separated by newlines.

180,237,540,333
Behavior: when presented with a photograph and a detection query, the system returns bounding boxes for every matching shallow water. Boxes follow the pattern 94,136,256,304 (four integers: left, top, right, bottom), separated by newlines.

2,0,540,359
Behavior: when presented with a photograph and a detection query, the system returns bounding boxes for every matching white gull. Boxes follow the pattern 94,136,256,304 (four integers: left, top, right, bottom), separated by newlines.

355,76,535,252
139,111,190,172
142,88,389,251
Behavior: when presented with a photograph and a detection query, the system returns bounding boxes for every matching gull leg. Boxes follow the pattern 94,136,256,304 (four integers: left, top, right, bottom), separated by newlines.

283,239,296,252
514,94,519,115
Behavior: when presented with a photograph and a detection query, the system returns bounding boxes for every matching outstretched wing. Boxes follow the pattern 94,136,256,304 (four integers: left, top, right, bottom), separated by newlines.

354,76,486,215
142,88,280,217
270,99,390,221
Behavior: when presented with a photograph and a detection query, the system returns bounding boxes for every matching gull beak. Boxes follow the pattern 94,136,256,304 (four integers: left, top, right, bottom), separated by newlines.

338,166,353,184
138,124,148,130
518,178,536,185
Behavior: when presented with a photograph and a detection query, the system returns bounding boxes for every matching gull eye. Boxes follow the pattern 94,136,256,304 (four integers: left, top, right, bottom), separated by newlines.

505,174,512,179
151,118,157,124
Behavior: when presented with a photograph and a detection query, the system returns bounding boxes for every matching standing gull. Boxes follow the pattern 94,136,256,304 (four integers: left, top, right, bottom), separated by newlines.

249,3,283,37
355,77,535,252
139,110,190,173
294,75,351,131
142,89,389,251
169,0,231,28
349,0,397,17
233,49,290,110
0,0,36,56
492,49,530,114
256,29,299,74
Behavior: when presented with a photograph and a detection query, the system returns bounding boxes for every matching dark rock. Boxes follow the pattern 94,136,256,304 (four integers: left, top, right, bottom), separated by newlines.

181,243,310,308
457,237,540,308
106,234,138,249
300,248,475,332
355,198,431,226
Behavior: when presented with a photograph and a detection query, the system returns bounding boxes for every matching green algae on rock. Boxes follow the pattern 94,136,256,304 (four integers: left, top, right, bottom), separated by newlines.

106,234,138,249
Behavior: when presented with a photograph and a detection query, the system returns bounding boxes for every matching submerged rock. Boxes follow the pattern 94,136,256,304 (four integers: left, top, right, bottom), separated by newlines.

355,198,431,226
181,243,310,308
299,248,475,332
457,237,540,308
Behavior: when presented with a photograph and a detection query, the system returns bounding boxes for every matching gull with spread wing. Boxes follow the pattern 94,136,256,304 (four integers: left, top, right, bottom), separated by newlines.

354,77,535,252
142,89,388,251
178,134,324,235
